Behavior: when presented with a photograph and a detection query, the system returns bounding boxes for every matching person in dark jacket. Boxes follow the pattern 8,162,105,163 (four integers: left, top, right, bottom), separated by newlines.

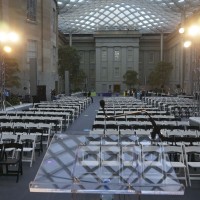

87,91,93,103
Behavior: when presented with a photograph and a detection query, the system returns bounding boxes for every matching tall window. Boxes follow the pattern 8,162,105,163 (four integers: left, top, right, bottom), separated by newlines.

114,49,120,61
27,0,37,21
114,67,120,77
102,67,107,79
90,51,95,63
101,49,107,61
149,52,154,63
79,51,84,64
127,48,133,61
27,40,37,65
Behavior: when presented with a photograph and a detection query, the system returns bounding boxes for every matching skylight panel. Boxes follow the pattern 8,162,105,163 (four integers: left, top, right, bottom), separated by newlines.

99,9,104,13
84,16,89,20
94,13,99,17
133,19,139,23
119,13,125,18
57,0,199,34
99,15,105,20
134,13,140,17
124,17,129,22
139,16,144,20
119,7,125,11
130,8,136,12
99,21,104,25
109,7,115,11
109,13,115,18
104,11,110,15
94,19,100,23
89,17,95,21
104,18,110,22
124,10,130,15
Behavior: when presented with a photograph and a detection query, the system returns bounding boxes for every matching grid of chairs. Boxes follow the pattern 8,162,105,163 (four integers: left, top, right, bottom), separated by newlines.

0,131,37,167
143,96,199,117
0,96,92,182
90,96,200,187
78,140,200,187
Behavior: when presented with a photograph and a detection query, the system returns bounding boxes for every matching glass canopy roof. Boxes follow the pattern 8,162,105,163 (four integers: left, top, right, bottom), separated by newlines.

57,0,200,34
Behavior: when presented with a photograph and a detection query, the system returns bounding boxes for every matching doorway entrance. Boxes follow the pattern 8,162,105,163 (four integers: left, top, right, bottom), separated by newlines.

113,84,120,93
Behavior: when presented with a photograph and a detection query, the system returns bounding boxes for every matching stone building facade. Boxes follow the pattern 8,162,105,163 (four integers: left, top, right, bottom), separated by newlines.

0,0,58,101
63,21,200,96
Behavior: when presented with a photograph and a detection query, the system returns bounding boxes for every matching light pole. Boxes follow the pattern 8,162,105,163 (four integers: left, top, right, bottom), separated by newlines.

0,30,19,110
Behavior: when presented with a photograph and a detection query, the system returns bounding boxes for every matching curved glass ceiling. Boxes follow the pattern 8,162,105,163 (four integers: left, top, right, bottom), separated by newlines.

57,0,200,34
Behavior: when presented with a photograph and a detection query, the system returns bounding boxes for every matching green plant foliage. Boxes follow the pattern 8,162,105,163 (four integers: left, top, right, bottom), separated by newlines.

71,69,86,91
123,70,138,89
58,45,80,79
6,93,20,106
148,61,173,88
4,56,21,88
58,45,86,91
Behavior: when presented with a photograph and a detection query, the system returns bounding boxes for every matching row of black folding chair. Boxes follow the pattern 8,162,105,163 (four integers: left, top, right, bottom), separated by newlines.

0,142,23,182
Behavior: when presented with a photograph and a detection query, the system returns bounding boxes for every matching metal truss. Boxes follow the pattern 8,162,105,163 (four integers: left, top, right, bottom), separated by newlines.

57,0,200,34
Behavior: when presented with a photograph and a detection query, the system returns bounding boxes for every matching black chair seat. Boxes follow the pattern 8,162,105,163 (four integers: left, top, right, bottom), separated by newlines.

0,143,23,182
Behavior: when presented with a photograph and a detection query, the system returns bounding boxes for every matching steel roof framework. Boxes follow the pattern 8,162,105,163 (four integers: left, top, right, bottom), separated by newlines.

57,0,200,34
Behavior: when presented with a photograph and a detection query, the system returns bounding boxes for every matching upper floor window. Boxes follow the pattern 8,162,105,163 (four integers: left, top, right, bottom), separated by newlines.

101,68,108,79
90,51,95,63
101,48,107,62
79,51,84,64
27,39,37,59
127,48,133,61
149,52,154,63
114,49,120,61
27,0,37,21
27,40,37,68
114,67,120,77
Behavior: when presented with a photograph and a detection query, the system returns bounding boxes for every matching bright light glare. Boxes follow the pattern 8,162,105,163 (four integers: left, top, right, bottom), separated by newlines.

0,31,19,43
188,25,200,37
184,40,192,48
3,45,12,53
0,32,7,42
8,32,19,42
179,27,185,34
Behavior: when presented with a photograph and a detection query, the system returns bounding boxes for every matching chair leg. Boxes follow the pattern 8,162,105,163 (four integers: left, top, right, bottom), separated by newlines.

16,171,19,183
20,161,23,175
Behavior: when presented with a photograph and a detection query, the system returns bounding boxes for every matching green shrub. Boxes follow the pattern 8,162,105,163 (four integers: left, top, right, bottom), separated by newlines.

6,94,20,106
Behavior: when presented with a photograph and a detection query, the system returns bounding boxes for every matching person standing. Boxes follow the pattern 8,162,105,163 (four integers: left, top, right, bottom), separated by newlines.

88,91,93,103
